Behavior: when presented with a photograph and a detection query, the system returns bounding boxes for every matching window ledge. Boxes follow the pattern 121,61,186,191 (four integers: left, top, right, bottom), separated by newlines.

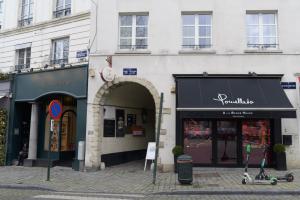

115,50,151,55
244,49,283,53
179,49,216,54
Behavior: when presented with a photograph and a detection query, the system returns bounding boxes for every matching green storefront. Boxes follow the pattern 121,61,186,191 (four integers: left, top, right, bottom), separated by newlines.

6,65,87,171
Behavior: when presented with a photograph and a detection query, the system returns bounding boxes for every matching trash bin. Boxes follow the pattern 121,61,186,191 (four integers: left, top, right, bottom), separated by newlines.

177,154,193,184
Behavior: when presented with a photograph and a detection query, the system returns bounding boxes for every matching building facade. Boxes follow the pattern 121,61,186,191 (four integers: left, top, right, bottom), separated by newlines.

0,0,90,170
86,0,300,171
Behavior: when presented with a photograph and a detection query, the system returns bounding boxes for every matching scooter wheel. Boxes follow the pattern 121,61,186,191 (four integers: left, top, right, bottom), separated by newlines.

287,174,294,182
271,179,277,185
242,179,246,185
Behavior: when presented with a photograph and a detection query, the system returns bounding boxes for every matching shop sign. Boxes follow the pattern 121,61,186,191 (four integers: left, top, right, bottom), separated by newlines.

281,82,296,89
123,68,137,75
222,111,254,118
213,93,255,106
76,50,88,58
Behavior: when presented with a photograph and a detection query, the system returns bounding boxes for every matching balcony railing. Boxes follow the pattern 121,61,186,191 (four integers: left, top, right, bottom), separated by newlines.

50,58,68,65
53,8,71,18
118,45,148,50
15,64,30,71
18,18,33,27
182,44,212,49
247,43,279,49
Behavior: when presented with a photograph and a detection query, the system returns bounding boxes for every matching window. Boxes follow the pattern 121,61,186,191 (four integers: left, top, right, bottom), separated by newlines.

119,14,148,50
16,47,31,70
52,37,69,65
182,14,212,49
0,0,4,29
246,13,278,48
54,0,71,18
19,0,33,27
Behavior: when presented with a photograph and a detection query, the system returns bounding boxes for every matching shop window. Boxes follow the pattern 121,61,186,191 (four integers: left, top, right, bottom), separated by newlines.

246,12,278,49
119,14,148,50
51,37,69,65
53,0,71,18
15,47,31,71
182,13,212,49
242,120,271,165
183,119,212,164
19,0,33,27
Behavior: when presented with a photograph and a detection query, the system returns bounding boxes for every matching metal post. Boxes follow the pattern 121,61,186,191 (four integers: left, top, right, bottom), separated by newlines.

153,93,164,185
47,119,54,181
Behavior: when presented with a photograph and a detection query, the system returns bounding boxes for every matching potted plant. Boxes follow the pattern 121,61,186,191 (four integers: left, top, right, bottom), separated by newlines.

172,145,184,173
273,143,287,171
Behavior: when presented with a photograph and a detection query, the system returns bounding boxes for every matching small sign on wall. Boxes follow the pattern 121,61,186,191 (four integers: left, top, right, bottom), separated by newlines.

123,68,137,75
281,82,296,89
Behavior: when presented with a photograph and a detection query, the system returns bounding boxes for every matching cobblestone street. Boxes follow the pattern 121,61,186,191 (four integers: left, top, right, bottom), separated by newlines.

0,161,300,199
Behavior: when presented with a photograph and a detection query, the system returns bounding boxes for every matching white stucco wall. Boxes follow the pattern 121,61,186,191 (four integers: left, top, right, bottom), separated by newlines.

86,0,300,170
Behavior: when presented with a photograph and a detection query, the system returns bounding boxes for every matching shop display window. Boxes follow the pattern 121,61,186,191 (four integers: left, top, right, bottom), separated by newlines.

242,120,271,165
183,119,212,164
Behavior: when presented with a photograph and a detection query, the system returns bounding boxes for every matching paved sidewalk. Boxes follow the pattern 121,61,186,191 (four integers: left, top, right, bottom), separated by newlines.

0,161,299,195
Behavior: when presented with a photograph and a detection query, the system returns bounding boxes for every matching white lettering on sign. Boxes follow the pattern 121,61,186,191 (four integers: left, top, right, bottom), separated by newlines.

213,93,254,105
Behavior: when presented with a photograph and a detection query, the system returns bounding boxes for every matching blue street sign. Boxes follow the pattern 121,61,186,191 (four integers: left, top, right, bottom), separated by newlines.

281,82,296,89
123,68,137,75
76,50,88,58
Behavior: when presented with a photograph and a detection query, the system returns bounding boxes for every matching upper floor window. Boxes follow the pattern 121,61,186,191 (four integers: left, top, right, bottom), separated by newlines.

0,0,3,30
54,0,71,18
19,0,33,27
182,14,212,49
52,37,69,65
119,14,148,50
246,12,278,49
16,47,31,71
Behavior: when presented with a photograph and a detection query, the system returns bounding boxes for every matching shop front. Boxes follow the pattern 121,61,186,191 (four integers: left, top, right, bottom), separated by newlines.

6,65,87,170
174,74,296,168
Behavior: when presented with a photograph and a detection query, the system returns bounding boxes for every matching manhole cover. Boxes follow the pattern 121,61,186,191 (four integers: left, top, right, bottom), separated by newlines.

193,172,220,178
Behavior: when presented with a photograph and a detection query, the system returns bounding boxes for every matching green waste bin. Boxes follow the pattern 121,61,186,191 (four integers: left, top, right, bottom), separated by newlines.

177,154,193,184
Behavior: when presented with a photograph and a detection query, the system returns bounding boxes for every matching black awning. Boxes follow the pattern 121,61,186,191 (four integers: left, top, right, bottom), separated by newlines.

175,75,296,118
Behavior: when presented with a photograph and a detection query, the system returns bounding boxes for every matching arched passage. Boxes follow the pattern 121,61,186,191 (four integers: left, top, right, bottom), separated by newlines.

87,77,160,169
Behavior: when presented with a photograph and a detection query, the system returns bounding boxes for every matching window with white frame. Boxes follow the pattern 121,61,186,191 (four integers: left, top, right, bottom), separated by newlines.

16,47,31,70
119,14,148,50
182,14,212,49
0,0,3,29
246,12,278,48
52,37,69,65
19,0,33,27
54,0,71,18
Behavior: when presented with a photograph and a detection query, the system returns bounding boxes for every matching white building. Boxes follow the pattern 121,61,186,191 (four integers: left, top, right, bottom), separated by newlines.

0,0,90,72
0,0,91,170
86,0,300,172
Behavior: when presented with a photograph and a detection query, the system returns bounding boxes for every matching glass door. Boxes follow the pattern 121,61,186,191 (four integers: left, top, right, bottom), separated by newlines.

217,121,238,165
183,119,213,164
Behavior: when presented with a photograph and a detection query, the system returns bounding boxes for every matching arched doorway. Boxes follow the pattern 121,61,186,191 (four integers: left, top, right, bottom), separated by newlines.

87,77,160,169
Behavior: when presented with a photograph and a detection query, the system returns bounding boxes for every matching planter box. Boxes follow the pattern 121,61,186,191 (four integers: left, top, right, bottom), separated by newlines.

275,152,287,171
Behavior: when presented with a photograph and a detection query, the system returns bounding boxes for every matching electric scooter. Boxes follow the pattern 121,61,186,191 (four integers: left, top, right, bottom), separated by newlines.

242,144,277,185
254,146,294,182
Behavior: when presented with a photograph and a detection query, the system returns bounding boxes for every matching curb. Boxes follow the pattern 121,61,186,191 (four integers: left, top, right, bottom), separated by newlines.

0,184,56,192
153,190,300,196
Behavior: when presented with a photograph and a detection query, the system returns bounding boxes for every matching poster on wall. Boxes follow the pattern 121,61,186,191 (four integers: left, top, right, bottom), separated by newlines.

126,114,137,134
116,109,125,137
104,119,115,137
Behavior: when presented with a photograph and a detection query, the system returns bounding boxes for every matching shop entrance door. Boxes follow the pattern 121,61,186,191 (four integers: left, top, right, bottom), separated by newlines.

216,121,238,165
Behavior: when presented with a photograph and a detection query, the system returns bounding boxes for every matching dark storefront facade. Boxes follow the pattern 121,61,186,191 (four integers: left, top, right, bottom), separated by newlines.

174,74,296,168
6,65,88,170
